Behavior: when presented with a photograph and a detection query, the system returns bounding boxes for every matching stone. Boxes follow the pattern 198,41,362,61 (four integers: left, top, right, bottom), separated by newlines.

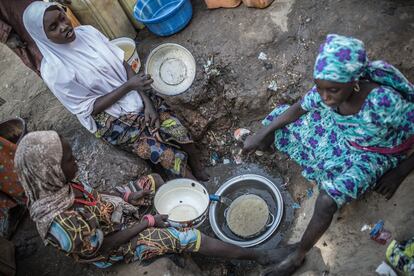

113,256,204,276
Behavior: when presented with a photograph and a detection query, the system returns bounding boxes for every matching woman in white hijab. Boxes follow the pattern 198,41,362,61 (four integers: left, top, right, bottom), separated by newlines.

23,1,208,181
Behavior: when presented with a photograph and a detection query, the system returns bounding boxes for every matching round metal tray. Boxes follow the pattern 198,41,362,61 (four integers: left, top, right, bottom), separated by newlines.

209,174,284,247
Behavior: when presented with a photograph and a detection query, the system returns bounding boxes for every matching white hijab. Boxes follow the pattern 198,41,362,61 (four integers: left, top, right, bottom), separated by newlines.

23,2,143,133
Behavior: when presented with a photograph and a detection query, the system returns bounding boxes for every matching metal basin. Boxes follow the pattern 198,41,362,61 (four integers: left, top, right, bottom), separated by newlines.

209,174,284,247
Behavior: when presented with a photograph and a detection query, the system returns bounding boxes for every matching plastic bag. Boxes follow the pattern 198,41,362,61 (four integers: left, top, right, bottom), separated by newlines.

242,0,274,9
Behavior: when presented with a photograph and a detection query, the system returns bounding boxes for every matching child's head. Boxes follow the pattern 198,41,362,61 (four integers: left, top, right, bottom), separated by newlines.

14,131,77,203
60,135,78,181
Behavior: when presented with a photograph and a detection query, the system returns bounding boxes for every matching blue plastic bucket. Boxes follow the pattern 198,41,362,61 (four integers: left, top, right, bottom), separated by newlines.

134,0,193,37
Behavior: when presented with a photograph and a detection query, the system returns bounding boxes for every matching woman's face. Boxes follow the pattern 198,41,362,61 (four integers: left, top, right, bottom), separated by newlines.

60,137,78,182
43,7,75,44
314,79,355,108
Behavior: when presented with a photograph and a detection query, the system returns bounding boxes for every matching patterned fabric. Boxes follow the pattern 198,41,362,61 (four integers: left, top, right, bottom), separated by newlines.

314,35,414,102
94,95,192,177
14,131,75,240
45,180,201,268
386,238,414,275
0,137,26,237
264,84,414,207
115,174,155,206
263,35,414,207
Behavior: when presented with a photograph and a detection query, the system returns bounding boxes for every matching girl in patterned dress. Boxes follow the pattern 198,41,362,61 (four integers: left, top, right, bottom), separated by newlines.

14,131,282,268
243,34,414,275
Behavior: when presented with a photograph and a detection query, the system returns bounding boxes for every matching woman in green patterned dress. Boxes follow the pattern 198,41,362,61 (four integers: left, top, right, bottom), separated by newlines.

244,34,414,275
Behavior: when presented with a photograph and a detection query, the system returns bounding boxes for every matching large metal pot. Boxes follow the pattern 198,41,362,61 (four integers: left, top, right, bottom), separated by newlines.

209,174,284,247
154,178,217,228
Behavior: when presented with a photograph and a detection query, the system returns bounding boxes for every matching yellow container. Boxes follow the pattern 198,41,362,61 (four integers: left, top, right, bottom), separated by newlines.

69,0,136,39
242,0,274,8
118,0,145,30
204,0,242,9
111,37,141,73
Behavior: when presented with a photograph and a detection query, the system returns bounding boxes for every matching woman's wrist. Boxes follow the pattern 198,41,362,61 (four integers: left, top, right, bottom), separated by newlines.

123,191,131,203
124,80,134,91
142,214,155,228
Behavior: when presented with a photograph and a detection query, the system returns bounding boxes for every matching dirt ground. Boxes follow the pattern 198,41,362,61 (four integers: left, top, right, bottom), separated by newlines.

1,0,414,275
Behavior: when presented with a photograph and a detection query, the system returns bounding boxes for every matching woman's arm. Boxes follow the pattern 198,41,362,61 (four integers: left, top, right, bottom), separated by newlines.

259,101,306,137
243,101,307,153
91,73,153,116
99,221,148,254
375,154,414,199
99,214,168,255
123,61,160,128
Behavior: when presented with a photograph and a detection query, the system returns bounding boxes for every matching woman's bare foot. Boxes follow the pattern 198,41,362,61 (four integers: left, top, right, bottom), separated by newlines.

261,249,306,276
375,167,406,199
184,167,210,182
257,244,299,266
193,169,210,182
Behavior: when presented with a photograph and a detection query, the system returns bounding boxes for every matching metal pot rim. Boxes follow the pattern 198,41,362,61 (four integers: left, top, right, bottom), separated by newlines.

209,174,284,247
154,178,210,226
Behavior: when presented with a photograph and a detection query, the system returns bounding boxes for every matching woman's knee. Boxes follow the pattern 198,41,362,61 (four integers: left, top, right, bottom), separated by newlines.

316,191,338,216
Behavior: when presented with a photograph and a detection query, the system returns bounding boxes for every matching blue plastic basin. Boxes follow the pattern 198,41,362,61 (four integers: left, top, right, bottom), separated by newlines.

134,0,193,37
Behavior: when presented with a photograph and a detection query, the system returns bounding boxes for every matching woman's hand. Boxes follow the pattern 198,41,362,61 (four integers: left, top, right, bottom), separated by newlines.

154,214,169,228
375,154,414,200
127,73,153,92
144,103,160,129
128,189,152,206
242,131,273,155
375,169,406,200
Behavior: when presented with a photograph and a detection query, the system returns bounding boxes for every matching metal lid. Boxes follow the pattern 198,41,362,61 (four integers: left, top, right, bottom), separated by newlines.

226,194,269,238
145,43,196,96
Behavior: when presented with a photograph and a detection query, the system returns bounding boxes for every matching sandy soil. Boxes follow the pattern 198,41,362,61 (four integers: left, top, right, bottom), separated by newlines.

0,0,413,275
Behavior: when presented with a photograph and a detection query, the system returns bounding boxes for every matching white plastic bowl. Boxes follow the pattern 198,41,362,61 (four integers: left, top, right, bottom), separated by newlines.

145,43,196,96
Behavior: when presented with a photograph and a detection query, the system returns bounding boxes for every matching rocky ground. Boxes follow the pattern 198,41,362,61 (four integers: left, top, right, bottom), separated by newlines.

0,0,413,275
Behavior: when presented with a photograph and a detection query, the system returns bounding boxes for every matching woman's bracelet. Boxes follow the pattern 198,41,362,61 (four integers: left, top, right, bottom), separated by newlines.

142,214,155,227
123,191,131,203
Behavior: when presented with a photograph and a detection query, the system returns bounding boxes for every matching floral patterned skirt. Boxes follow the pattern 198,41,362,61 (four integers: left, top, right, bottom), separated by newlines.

264,105,404,207
94,97,193,177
